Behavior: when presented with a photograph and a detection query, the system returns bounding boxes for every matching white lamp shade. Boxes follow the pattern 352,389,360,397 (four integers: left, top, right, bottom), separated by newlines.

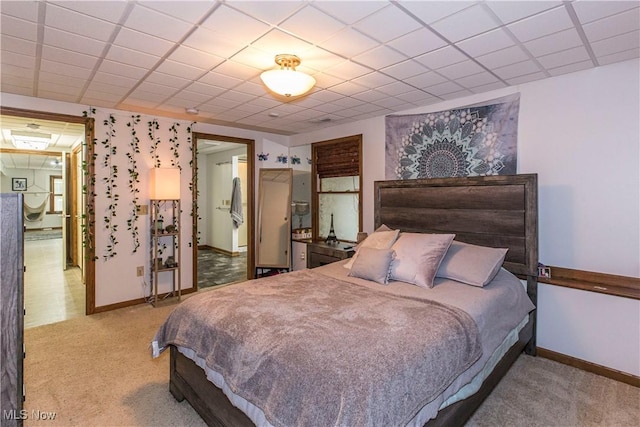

150,168,180,200
260,69,316,97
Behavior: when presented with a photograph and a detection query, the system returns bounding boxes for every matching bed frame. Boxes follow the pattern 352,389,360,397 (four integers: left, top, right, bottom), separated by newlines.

168,174,539,427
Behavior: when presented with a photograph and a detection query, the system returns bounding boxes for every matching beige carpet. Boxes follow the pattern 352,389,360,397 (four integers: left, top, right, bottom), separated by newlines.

24,301,639,427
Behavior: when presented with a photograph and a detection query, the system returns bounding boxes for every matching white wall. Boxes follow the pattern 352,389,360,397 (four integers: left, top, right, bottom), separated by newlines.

1,167,63,229
291,59,640,376
1,93,288,308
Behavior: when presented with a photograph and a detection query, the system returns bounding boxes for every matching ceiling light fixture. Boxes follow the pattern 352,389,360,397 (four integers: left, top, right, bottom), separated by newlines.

260,54,315,98
11,130,51,150
185,107,199,115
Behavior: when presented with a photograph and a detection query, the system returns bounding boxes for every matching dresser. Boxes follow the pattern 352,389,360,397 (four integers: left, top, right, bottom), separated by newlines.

1,194,25,426
306,241,355,268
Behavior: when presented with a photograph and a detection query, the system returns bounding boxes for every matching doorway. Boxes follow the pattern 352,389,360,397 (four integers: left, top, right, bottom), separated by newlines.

192,132,255,289
0,107,95,325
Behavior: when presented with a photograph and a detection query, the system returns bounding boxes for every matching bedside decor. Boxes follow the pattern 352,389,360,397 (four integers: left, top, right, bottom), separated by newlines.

325,213,338,245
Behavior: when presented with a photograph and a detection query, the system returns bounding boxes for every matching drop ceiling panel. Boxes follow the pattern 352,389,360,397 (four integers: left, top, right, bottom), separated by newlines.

0,0,637,136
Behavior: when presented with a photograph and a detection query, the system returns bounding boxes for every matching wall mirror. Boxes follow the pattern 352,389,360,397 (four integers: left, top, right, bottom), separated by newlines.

256,168,292,269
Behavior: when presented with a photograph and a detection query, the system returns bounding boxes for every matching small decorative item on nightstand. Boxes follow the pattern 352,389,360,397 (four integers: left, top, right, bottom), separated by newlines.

325,213,338,245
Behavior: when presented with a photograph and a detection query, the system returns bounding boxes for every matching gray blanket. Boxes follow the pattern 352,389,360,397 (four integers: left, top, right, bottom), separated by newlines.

153,269,482,427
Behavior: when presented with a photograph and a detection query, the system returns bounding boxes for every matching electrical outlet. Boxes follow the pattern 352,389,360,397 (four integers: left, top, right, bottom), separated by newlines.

136,266,144,277
300,252,305,260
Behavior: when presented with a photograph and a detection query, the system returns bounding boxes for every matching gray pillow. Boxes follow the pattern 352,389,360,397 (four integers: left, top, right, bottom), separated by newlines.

344,228,399,269
436,241,508,287
389,233,455,289
348,247,395,285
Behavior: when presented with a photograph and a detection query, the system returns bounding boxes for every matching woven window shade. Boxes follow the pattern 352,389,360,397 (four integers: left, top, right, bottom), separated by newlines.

314,139,360,178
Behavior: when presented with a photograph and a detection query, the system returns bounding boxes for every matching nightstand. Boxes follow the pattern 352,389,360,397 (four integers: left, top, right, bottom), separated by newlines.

306,241,355,268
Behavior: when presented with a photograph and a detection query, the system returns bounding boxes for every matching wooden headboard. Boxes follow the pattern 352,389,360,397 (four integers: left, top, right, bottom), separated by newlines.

374,174,538,279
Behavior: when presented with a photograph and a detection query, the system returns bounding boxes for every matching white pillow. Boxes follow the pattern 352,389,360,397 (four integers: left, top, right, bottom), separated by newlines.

389,233,455,289
344,228,400,269
436,241,508,287
348,247,395,284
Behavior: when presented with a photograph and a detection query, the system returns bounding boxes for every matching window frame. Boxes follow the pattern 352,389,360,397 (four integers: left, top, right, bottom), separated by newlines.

48,174,63,214
311,134,363,242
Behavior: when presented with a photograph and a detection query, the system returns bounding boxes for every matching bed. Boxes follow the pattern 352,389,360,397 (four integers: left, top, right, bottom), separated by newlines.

153,174,538,427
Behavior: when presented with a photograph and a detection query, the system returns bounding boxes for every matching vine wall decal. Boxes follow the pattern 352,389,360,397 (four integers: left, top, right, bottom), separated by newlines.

101,114,119,260
148,119,161,167
126,114,141,253
82,107,98,261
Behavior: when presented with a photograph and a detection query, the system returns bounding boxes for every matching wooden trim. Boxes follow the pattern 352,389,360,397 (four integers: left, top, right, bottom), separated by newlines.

191,132,255,288
1,106,96,316
93,288,197,313
538,347,640,388
0,147,64,157
538,266,640,300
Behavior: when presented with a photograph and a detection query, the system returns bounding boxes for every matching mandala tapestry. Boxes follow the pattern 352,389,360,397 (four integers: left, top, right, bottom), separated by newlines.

385,95,520,180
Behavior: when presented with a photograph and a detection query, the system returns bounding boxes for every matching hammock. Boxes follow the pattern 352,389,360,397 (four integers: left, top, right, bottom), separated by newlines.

23,194,50,222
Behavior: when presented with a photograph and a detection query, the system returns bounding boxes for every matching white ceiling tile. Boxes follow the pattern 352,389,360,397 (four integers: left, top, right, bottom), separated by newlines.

250,29,314,58
572,0,640,24
213,60,262,81
380,60,430,80
105,44,160,68
395,90,438,105
45,3,117,42
437,60,486,80
351,71,396,88
404,70,448,89
372,96,409,109
124,4,194,42
423,80,464,97
493,60,542,80
44,27,107,57
505,71,546,85
49,0,129,24
326,81,368,96
507,6,574,42
83,80,130,95
353,4,422,43
470,81,506,94
324,59,372,80
321,28,379,59
198,70,243,89
583,8,640,43
139,1,217,25
41,45,98,69
1,14,38,42
524,28,583,57
597,48,640,65
0,36,36,58
485,1,562,25
145,71,190,89
455,71,499,88
1,1,40,22
200,4,271,47
431,3,502,43
126,88,167,103
351,89,389,103
37,90,78,103
476,45,530,69
113,28,174,57
233,81,271,97
376,81,415,97
547,59,594,77
295,47,345,74
353,45,407,70
38,79,83,94
591,30,640,57
415,45,469,70
440,89,474,100
228,1,303,26
97,61,147,80
217,90,258,104
184,82,226,98
168,45,225,70
279,5,346,45
396,1,474,24
387,27,448,57
456,28,515,57
0,63,33,78
154,60,206,81
166,90,213,105
537,46,590,69
312,1,387,25
38,71,86,87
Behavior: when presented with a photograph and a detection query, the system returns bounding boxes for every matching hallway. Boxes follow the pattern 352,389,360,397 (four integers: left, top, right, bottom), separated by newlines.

24,234,85,328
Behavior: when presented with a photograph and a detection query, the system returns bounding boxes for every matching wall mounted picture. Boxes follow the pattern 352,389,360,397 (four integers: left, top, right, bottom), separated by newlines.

12,178,27,191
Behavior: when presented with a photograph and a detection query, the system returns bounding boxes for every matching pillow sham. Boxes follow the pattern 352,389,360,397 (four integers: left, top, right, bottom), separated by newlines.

344,227,400,269
348,247,395,285
389,233,455,289
436,241,508,287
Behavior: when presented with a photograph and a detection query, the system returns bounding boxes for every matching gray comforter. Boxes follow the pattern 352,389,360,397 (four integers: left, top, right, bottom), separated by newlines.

153,269,482,427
